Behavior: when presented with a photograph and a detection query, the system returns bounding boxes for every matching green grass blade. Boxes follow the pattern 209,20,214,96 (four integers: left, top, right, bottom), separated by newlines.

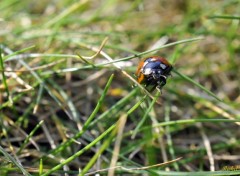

80,116,119,176
90,88,138,126
45,36,204,74
39,158,43,175
5,53,78,62
165,103,179,171
146,119,240,131
50,74,114,155
44,0,90,27
41,123,116,176
156,170,240,176
80,134,115,175
132,91,160,138
2,45,36,61
0,47,10,101
173,69,222,101
0,146,31,176
105,36,203,65
17,120,44,155
208,15,240,20
81,93,147,175
47,78,80,123
127,94,147,115
33,83,44,114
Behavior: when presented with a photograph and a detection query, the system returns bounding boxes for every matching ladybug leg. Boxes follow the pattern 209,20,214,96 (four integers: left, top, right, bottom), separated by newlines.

156,75,167,92
159,75,167,86
145,77,155,87
156,86,162,93
144,76,157,92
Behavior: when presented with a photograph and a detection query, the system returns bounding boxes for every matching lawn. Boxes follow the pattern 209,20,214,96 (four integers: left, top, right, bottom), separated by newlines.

0,0,240,175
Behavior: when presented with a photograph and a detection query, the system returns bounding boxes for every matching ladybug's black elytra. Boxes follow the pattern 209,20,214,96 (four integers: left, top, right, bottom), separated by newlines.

136,56,173,91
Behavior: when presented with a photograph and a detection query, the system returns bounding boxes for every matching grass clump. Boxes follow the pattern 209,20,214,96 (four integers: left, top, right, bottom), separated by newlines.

0,0,240,175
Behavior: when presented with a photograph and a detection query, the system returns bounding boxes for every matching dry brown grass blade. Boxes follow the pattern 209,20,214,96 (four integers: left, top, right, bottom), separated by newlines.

86,157,182,175
108,113,128,176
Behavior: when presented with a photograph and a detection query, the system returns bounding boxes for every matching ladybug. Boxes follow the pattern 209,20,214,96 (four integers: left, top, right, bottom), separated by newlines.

136,56,173,91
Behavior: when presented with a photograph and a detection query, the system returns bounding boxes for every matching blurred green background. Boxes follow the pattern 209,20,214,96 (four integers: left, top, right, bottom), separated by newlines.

0,0,240,175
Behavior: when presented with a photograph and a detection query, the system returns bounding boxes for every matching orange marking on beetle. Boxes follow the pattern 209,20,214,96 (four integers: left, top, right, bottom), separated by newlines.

137,73,145,84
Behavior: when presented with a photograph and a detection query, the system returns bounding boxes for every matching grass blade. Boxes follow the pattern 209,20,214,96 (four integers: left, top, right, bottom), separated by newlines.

156,170,240,176
208,15,240,20
17,120,44,155
41,123,116,176
173,69,222,101
0,146,31,176
49,74,114,155
0,47,10,101
132,91,160,138
44,0,89,27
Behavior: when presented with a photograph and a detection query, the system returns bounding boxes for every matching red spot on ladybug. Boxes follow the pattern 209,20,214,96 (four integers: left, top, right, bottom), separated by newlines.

136,56,173,91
